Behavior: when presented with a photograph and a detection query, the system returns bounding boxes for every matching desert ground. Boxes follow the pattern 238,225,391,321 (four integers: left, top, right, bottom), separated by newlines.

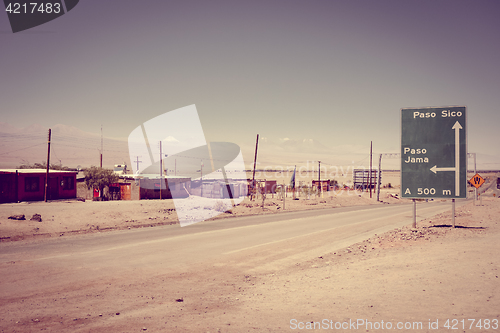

0,173,498,332
1,170,495,242
0,186,404,242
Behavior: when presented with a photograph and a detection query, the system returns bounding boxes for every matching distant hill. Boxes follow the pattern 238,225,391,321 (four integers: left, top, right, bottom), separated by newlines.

2,123,498,172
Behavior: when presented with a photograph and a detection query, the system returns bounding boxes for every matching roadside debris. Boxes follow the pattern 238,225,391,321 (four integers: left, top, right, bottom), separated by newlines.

8,214,25,220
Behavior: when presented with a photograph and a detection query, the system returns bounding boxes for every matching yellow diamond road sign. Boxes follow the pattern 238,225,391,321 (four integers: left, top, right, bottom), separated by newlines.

469,173,485,189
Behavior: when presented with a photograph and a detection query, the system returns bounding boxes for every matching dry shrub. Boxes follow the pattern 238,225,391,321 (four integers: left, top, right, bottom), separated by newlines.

213,200,227,212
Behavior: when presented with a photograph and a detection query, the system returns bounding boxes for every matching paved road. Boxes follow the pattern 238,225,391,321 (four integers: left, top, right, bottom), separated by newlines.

0,201,464,298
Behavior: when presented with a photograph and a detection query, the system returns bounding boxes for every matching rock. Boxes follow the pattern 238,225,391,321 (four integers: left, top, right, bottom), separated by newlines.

30,214,42,222
8,214,25,220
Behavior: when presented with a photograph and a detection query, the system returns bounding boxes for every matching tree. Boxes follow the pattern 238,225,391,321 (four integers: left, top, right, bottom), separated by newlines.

84,166,119,199
17,161,71,171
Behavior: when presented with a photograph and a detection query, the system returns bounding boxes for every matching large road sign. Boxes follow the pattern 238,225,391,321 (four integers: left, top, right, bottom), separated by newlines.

401,106,467,199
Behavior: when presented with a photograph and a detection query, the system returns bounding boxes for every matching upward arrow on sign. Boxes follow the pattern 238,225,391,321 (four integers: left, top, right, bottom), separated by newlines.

429,121,462,196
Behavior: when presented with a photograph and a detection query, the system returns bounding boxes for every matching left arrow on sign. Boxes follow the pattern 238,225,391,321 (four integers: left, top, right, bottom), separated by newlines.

430,166,455,173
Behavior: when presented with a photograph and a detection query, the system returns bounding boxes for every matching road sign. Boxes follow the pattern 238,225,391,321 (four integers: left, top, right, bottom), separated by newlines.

469,173,485,189
401,106,467,198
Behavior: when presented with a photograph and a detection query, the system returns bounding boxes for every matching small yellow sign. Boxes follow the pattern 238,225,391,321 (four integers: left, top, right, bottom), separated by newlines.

469,173,485,189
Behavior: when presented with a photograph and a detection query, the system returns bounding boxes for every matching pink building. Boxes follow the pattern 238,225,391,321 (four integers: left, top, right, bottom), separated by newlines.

0,169,77,203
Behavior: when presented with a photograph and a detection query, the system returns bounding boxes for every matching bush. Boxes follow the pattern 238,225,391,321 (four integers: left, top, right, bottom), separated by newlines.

213,200,227,212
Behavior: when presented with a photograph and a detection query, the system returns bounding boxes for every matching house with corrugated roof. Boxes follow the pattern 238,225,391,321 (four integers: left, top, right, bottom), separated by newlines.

0,169,77,203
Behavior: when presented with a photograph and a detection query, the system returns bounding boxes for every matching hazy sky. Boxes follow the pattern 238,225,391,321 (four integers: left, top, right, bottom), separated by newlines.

1,1,499,168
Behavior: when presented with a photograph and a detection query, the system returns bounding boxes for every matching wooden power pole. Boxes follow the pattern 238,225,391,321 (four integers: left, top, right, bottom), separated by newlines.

318,161,321,194
100,125,103,168
369,141,373,198
44,129,51,202
251,134,259,200
159,141,162,200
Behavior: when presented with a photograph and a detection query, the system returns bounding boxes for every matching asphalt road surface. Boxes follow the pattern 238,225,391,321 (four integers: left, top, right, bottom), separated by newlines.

0,200,465,301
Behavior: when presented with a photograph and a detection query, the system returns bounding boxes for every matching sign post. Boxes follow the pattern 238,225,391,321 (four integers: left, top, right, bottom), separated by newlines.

401,106,467,226
469,173,485,206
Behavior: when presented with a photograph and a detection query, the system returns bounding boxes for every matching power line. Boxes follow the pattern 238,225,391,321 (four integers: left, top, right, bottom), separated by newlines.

0,143,45,156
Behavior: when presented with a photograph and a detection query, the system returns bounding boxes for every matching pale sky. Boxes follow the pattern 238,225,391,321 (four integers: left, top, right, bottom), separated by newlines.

1,1,499,169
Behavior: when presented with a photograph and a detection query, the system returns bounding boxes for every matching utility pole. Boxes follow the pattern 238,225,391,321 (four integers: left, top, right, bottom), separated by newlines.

44,129,51,202
135,156,142,173
251,134,259,200
318,161,321,195
369,141,373,198
200,160,203,197
100,125,103,168
376,153,400,202
159,141,162,200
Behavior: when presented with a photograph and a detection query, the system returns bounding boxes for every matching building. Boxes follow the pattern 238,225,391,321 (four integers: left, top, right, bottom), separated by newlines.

311,179,331,192
76,174,193,201
108,181,134,200
136,176,191,200
246,179,278,195
0,169,77,203
190,179,247,199
353,169,378,190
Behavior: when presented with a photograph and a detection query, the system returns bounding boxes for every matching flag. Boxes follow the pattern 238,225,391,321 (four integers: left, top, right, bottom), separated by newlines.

290,166,296,189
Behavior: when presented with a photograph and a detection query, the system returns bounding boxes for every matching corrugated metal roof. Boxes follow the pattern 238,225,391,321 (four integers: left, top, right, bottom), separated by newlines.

0,169,77,174
133,174,191,180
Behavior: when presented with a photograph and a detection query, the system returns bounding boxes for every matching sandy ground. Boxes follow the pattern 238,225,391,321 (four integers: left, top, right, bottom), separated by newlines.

2,171,496,241
0,185,498,332
0,188,402,242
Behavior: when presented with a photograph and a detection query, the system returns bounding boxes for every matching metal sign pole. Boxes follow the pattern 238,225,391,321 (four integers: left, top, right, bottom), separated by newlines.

474,153,477,204
376,154,382,202
452,199,456,227
412,199,416,228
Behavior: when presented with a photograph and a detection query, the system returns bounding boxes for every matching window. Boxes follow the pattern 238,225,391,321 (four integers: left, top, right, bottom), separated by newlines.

25,177,40,192
62,176,74,190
